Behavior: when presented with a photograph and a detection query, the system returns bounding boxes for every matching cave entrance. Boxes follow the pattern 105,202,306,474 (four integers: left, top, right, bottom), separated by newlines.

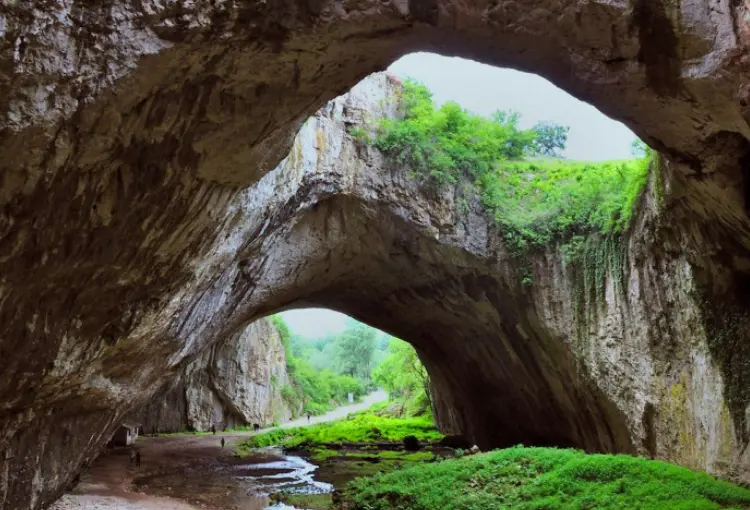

5,4,750,508
276,308,430,418
387,52,639,162
240,54,643,454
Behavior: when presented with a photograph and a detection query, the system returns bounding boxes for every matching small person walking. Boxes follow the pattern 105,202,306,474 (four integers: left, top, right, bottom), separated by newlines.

220,438,225,449
129,449,136,466
135,451,141,467
307,413,311,423
211,424,216,435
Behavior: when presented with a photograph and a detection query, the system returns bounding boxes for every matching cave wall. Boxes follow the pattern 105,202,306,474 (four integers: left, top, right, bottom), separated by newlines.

3,1,750,509
133,317,293,433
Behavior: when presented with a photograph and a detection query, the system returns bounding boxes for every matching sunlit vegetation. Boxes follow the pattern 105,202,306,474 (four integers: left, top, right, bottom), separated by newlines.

340,446,750,510
240,411,442,449
372,338,431,417
278,312,433,420
272,316,366,417
370,80,652,257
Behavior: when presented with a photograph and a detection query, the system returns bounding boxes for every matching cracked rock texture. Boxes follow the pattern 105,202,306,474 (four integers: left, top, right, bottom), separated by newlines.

133,317,293,433
3,1,750,509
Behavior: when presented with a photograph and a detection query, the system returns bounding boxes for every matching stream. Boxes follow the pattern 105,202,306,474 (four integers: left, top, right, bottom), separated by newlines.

132,447,333,510
52,393,390,510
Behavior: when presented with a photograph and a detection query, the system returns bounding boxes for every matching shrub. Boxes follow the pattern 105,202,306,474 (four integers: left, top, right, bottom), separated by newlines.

373,80,652,258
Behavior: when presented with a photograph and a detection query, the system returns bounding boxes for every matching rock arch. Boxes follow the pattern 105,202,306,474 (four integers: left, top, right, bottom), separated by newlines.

3,2,750,509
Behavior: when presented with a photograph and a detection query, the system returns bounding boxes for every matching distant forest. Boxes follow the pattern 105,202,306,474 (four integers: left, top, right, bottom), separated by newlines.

272,315,430,418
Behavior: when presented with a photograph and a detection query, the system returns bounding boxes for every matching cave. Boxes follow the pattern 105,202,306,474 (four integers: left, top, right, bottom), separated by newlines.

3,1,750,509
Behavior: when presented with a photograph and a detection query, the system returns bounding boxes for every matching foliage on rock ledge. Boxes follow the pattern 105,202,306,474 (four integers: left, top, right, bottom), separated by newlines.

339,446,750,510
371,80,652,257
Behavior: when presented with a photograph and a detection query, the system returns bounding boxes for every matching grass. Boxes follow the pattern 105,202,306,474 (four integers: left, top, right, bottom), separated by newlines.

372,80,652,260
240,412,442,449
271,493,332,509
340,446,750,510
480,158,649,253
309,446,435,463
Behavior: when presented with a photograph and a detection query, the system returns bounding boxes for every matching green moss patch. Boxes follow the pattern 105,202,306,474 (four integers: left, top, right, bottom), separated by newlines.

240,413,442,449
339,446,750,510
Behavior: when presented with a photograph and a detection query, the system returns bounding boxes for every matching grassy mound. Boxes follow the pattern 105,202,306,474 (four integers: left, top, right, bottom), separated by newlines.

340,447,750,510
241,413,442,449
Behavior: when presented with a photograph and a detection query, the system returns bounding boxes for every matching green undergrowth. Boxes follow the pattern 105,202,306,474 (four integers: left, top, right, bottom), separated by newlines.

309,446,434,463
482,158,649,254
370,80,652,269
340,446,750,510
240,412,442,449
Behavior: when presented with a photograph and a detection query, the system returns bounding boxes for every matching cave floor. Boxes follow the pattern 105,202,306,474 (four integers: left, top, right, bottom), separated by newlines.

50,392,387,509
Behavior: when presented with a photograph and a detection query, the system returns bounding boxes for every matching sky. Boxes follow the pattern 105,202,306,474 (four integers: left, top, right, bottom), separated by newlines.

388,53,637,161
281,308,353,339
281,53,637,338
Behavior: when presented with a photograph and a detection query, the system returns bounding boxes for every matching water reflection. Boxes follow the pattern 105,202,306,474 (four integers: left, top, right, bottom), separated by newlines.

234,454,333,495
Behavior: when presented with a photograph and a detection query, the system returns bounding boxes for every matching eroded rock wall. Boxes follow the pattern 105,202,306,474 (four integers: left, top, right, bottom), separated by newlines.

135,317,292,432
3,2,750,509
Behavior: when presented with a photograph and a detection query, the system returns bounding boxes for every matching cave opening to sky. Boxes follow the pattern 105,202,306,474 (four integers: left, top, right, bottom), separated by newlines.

386,52,639,162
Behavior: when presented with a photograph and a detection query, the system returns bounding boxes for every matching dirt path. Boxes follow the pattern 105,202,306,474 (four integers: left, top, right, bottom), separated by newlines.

50,391,387,510
272,390,387,431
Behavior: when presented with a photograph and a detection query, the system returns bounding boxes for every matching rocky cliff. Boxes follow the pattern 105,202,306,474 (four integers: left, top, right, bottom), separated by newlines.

3,2,750,509
134,317,292,433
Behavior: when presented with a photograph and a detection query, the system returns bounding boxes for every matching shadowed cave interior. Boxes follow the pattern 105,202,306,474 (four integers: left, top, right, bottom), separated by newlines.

4,2,750,504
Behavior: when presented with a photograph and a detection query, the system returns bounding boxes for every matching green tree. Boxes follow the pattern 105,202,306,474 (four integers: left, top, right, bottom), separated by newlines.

373,338,431,416
630,138,652,158
334,321,377,381
372,79,652,258
374,80,538,186
271,315,366,417
531,121,569,157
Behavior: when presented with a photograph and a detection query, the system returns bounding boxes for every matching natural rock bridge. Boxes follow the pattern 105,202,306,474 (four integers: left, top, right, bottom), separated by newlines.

3,1,750,508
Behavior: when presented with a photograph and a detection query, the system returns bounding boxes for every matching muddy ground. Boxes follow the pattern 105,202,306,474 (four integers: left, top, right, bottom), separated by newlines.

50,393,387,510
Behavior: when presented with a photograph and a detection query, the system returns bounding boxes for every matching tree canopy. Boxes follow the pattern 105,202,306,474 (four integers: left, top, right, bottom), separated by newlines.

334,321,378,381
373,338,431,416
372,79,653,259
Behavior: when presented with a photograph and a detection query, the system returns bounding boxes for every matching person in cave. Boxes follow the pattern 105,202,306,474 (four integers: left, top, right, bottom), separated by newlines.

211,424,216,435
220,438,225,449
135,451,141,467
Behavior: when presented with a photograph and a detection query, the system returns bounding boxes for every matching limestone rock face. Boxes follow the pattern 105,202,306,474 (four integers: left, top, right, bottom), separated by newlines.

135,317,292,433
3,2,750,509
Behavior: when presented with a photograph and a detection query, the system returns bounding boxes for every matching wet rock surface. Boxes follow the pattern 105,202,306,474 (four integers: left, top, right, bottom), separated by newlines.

3,2,750,508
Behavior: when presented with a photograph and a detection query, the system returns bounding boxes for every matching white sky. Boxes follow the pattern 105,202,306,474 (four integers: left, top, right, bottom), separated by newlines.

280,308,352,339
282,53,637,337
